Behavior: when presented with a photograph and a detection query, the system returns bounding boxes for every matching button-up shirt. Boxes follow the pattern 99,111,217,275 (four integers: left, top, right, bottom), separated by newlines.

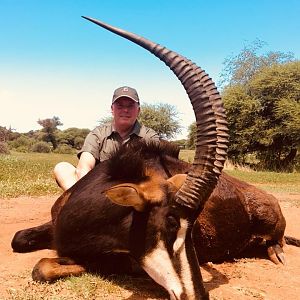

78,121,159,162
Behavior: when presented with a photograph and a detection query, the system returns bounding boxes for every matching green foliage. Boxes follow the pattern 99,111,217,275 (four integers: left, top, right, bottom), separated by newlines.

220,40,299,171
56,127,90,149
219,39,295,88
54,143,76,154
222,84,263,160
186,122,196,149
139,103,181,139
37,116,63,149
8,135,35,152
74,136,85,149
31,141,52,153
5,122,90,154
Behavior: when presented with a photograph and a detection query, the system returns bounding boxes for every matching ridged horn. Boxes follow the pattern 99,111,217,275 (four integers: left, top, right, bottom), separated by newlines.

82,16,229,212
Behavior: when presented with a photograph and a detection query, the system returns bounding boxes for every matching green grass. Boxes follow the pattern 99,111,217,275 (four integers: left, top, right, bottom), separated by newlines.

1,151,299,198
179,149,195,163
226,169,300,193
0,152,77,198
179,149,300,194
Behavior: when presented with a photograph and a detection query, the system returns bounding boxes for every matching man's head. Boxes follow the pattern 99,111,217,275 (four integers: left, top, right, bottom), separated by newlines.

111,86,140,132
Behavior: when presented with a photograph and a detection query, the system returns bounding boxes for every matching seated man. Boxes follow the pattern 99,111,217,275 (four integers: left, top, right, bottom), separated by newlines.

54,86,159,191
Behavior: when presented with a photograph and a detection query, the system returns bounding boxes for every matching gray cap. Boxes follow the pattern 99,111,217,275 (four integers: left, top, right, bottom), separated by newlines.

112,86,140,104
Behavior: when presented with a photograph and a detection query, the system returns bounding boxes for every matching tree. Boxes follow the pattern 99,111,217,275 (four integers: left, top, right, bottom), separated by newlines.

222,84,263,161
248,61,300,170
186,122,197,149
139,103,181,139
37,116,63,149
222,60,300,171
219,39,295,88
56,127,90,149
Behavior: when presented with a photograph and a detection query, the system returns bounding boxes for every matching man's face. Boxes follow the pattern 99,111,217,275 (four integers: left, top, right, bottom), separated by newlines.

111,97,140,129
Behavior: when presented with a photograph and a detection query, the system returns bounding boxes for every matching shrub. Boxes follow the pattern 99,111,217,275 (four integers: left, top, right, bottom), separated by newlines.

15,146,30,153
31,142,52,153
9,135,34,152
0,142,10,154
54,144,76,154
74,136,85,150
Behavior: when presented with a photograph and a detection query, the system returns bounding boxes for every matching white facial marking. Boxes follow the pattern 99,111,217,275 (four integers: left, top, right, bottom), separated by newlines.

173,219,188,253
175,219,196,299
142,240,183,298
142,218,197,299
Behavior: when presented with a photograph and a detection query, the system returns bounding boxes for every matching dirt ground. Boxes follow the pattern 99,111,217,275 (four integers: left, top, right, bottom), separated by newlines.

0,192,300,300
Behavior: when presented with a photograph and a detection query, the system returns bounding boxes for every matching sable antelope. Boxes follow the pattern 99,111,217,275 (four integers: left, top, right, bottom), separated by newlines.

13,16,228,300
11,17,299,299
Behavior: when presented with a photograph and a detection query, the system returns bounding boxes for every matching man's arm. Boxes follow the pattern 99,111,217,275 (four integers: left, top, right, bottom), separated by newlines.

75,151,96,180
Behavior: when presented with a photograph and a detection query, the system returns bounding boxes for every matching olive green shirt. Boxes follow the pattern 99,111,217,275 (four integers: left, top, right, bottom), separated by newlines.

78,121,159,162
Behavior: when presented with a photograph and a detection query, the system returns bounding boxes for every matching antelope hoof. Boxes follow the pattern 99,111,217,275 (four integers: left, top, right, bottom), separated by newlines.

267,244,286,265
32,258,52,282
32,257,85,282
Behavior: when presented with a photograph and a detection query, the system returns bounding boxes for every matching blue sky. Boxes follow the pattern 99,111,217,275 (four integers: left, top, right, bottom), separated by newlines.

1,0,300,139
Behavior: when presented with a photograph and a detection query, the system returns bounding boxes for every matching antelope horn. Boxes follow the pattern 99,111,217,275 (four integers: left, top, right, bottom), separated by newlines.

82,16,228,213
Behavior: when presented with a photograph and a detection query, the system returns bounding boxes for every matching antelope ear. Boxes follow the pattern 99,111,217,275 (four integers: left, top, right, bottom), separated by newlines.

104,184,145,211
167,174,187,190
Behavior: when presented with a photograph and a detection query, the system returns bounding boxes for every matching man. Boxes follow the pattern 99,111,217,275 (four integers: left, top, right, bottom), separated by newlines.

54,86,159,191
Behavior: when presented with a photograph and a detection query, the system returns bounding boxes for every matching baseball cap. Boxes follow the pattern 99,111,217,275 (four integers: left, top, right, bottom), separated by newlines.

112,86,140,104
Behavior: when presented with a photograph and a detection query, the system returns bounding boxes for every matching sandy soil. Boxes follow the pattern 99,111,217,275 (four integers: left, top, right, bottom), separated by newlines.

0,193,299,300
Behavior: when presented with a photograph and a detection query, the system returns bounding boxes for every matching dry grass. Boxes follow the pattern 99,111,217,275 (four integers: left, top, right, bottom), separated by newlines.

5,272,167,300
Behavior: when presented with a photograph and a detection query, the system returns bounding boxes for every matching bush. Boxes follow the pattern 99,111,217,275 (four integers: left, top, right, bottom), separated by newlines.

15,146,30,153
31,142,52,153
54,144,76,154
9,135,34,152
0,142,10,154
74,136,85,150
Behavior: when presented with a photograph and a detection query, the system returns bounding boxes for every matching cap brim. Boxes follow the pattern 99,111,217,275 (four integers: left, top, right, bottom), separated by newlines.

112,95,139,103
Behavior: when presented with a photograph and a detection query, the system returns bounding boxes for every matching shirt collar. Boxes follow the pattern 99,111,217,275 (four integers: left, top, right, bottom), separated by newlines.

108,120,143,138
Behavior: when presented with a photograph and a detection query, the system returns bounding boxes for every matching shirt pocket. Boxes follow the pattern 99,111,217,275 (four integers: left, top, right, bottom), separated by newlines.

99,139,119,162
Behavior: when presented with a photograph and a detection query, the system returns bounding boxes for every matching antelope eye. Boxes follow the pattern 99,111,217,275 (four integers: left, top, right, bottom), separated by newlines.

166,215,180,232
165,215,180,255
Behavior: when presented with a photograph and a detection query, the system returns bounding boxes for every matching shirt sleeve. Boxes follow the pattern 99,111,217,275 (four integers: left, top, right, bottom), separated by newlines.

139,125,160,141
77,129,103,161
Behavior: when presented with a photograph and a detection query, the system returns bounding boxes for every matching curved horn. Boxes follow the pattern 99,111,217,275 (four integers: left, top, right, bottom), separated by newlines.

82,16,228,212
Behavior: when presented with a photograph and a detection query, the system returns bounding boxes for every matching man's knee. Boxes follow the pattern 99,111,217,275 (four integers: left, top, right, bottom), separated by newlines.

53,162,77,191
54,162,75,178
